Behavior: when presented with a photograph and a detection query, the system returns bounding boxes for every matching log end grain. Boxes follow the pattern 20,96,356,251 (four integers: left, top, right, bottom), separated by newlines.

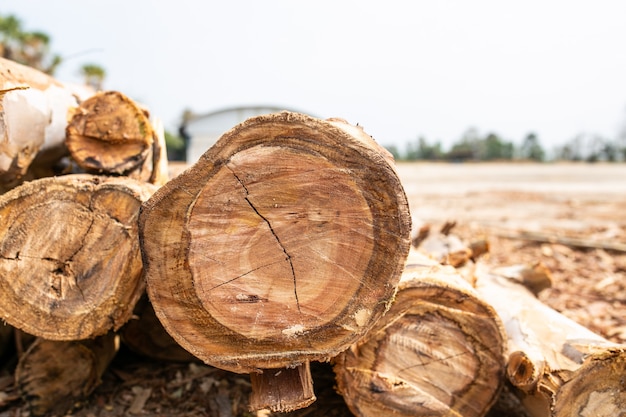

140,112,412,373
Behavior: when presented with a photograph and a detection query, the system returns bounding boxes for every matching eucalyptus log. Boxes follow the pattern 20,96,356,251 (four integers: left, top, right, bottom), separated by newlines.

0,57,83,189
474,266,626,417
66,91,168,185
140,112,411,412
0,174,156,340
334,251,506,417
15,333,118,416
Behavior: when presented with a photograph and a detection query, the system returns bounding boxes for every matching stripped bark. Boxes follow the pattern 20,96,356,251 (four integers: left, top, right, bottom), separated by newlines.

0,174,156,340
0,57,84,189
334,251,506,417
139,112,411,411
474,265,626,417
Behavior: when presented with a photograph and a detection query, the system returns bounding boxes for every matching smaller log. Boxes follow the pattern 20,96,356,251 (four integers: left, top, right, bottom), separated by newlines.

15,333,118,416
334,250,506,417
249,362,316,412
65,91,168,185
474,265,626,417
0,174,157,340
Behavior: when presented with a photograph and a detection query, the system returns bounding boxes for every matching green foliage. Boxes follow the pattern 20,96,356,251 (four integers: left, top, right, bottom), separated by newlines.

164,130,186,161
0,14,61,74
80,63,106,90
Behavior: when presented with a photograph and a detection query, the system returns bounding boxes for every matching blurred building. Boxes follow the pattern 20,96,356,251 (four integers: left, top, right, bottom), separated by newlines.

184,105,311,163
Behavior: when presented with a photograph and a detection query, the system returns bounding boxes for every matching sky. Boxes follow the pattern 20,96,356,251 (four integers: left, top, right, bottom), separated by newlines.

3,0,626,152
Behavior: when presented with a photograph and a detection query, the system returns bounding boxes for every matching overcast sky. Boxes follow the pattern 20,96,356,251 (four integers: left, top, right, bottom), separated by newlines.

3,0,626,151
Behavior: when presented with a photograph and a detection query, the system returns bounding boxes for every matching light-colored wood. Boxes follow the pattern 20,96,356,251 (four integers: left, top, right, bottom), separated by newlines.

15,333,118,416
474,265,626,417
0,57,82,188
65,91,167,185
140,112,411,410
0,174,157,340
334,251,506,417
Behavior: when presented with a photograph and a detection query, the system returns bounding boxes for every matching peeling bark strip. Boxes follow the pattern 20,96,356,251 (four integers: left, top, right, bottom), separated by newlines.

15,333,118,416
139,112,411,411
0,174,157,340
474,266,626,417
333,251,506,417
65,90,168,186
0,57,83,188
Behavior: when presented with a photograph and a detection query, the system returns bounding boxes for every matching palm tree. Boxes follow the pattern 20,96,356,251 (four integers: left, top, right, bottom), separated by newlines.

80,63,106,91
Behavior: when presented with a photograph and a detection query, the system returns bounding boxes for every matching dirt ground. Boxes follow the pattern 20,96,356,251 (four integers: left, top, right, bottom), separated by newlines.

1,162,625,417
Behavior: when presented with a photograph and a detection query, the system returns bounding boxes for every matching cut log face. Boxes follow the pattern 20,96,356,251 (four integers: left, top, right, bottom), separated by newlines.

140,112,412,374
334,252,506,417
66,91,154,175
0,174,156,340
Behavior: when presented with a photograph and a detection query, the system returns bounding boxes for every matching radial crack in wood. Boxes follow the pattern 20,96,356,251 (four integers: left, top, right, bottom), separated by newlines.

139,112,411,411
0,174,157,340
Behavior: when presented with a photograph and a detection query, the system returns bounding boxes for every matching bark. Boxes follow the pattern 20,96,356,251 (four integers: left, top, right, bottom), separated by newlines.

139,112,411,411
0,174,157,340
474,265,626,417
0,57,83,189
333,251,506,417
15,333,118,416
65,91,168,185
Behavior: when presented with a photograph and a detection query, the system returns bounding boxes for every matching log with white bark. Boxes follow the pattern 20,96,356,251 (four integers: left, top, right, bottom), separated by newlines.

65,90,168,186
0,57,86,189
474,265,626,417
139,112,412,412
333,251,506,417
0,174,157,340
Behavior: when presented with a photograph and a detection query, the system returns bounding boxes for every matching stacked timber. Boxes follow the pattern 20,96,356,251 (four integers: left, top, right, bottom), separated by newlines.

474,265,626,417
334,250,506,417
139,112,412,412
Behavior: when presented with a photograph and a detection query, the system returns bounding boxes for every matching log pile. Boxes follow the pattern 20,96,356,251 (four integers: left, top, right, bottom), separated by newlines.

0,57,623,417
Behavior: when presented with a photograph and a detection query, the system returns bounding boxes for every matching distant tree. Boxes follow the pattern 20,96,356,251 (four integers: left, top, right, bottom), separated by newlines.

520,132,545,161
80,63,106,90
164,130,186,161
384,144,401,160
482,132,514,160
0,14,61,74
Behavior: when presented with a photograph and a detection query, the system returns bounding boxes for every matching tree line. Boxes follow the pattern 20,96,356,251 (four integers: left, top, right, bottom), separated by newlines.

385,128,626,163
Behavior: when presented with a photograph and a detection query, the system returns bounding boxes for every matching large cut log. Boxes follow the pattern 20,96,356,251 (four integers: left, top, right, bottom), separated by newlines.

65,90,168,185
139,112,412,412
0,57,85,189
15,333,118,416
334,250,506,417
0,174,156,340
474,265,626,417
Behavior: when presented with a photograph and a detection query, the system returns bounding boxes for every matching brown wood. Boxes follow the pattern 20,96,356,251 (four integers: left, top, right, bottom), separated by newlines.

120,295,197,362
474,265,626,417
249,362,316,412
15,333,118,416
0,174,157,340
333,251,506,417
65,90,168,185
139,112,411,410
0,57,83,189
